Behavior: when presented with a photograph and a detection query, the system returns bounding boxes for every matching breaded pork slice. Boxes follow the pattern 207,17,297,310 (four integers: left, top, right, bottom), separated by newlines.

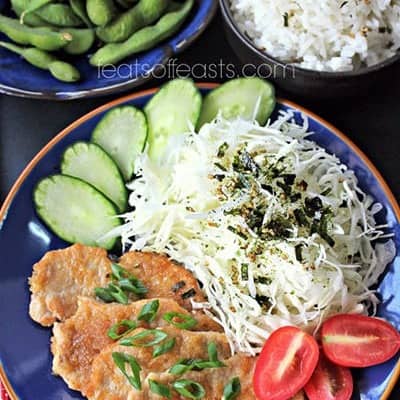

84,326,233,400
145,354,256,400
30,244,207,326
52,297,221,392
119,251,206,310
29,244,112,326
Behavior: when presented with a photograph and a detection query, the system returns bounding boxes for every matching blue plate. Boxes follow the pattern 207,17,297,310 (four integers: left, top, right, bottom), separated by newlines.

0,0,217,100
0,85,399,400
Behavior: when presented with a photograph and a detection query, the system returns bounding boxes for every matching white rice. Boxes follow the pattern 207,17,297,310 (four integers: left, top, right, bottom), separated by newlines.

230,0,400,72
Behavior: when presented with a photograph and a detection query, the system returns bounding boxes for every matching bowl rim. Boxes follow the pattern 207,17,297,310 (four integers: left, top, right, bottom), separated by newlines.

219,0,400,78
0,0,218,101
1,83,399,400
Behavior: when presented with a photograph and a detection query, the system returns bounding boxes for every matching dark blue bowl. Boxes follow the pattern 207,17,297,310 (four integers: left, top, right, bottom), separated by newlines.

0,0,217,100
0,85,399,399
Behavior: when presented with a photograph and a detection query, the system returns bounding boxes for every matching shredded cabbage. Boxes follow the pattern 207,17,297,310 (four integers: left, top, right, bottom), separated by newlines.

108,111,395,355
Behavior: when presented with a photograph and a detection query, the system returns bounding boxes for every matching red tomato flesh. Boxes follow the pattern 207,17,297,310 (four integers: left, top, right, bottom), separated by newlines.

304,352,353,400
321,314,400,367
253,326,319,400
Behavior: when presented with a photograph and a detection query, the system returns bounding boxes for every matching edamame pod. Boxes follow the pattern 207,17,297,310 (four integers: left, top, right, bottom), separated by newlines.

86,0,117,27
96,0,169,43
90,0,193,66
11,0,51,27
0,41,80,82
63,28,95,55
35,3,84,27
20,0,54,23
0,15,72,51
69,0,93,27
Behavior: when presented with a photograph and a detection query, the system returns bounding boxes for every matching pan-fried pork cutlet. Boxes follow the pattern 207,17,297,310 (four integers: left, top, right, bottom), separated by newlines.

29,244,111,326
52,297,221,392
29,244,206,326
84,326,238,400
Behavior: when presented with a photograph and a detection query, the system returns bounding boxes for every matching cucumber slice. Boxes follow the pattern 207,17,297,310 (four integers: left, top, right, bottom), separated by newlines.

92,106,147,181
61,141,127,212
144,79,202,160
34,174,121,250
197,77,276,128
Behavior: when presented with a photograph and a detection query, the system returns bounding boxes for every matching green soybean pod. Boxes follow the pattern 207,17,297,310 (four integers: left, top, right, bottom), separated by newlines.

90,0,193,66
0,40,80,82
11,0,51,27
96,0,170,43
86,0,117,27
63,28,96,54
48,61,80,82
20,0,54,23
0,14,72,51
69,0,93,27
35,3,84,27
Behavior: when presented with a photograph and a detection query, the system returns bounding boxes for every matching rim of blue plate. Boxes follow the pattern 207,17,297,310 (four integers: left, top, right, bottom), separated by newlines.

0,0,218,100
0,83,399,399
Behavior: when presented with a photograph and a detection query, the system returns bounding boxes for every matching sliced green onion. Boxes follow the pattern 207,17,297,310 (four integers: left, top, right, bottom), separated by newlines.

153,337,176,358
108,283,129,304
94,287,115,303
120,329,168,347
163,312,197,329
119,278,148,295
108,320,137,340
137,300,160,322
169,359,198,375
149,379,171,399
172,379,205,399
222,377,241,400
112,352,141,390
208,342,218,362
111,263,127,280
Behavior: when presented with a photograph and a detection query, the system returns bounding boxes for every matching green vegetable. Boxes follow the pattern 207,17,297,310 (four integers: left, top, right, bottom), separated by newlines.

149,380,171,399
11,0,50,27
111,263,148,295
108,320,138,340
86,0,117,27
120,329,168,347
197,77,276,129
95,283,129,304
60,141,127,212
163,312,197,329
63,27,96,55
96,0,169,43
172,379,205,399
222,377,241,400
33,174,120,249
144,78,202,160
90,0,193,65
91,106,148,181
137,299,160,322
0,15,71,51
19,0,54,23
153,337,175,358
69,0,93,27
112,352,142,390
0,43,80,83
35,3,85,27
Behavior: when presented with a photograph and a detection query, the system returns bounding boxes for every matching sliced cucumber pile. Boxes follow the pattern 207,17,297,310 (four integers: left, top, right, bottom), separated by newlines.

92,106,147,181
144,78,202,160
61,142,127,213
197,77,276,128
34,175,121,250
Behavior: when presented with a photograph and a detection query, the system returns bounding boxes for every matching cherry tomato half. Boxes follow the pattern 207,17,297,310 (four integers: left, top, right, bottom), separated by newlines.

304,352,353,400
253,326,319,400
321,314,400,367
